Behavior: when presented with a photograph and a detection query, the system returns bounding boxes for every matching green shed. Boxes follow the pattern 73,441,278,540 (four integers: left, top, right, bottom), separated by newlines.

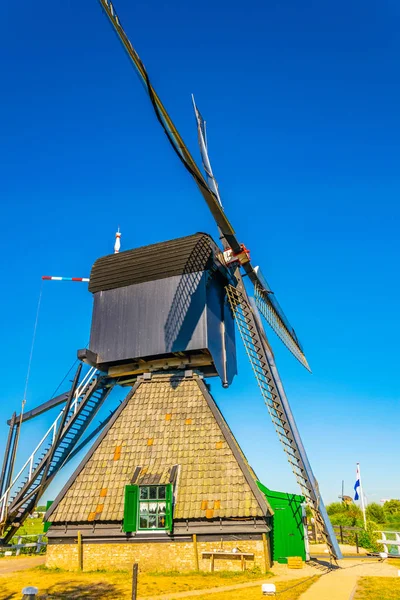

257,481,308,564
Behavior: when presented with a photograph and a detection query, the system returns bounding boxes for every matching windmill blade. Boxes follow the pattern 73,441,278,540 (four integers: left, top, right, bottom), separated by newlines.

188,99,308,368
254,269,310,371
98,0,237,248
226,276,341,560
191,95,223,208
98,0,309,370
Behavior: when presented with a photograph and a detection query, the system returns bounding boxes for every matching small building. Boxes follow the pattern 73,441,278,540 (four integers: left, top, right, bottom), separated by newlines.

257,482,309,564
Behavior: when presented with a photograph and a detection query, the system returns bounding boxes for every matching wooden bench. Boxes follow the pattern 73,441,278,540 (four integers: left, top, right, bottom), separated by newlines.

202,550,255,571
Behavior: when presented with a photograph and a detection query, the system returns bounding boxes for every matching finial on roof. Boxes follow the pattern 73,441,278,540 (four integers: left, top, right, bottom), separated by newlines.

114,227,121,254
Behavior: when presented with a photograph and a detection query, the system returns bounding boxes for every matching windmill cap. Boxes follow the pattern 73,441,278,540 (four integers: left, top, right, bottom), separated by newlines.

89,232,223,294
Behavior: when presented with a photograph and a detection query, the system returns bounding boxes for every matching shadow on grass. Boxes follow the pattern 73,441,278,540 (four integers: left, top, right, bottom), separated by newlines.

42,581,120,599
0,583,16,599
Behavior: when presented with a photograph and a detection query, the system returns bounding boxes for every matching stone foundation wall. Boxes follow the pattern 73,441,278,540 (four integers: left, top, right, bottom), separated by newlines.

46,538,268,573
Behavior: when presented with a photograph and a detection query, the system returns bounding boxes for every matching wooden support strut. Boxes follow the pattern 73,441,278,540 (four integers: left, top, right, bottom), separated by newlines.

193,534,199,571
33,365,82,507
132,563,138,600
77,530,83,571
0,412,16,497
262,532,271,572
108,354,212,378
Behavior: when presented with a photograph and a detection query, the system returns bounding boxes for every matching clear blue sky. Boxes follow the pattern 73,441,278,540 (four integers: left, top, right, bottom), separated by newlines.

1,0,399,507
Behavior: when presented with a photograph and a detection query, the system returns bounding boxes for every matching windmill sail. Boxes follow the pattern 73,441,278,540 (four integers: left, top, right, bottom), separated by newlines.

226,280,342,560
191,95,222,208
98,0,236,246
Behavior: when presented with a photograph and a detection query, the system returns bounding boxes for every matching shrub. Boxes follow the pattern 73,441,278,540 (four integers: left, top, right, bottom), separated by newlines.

383,499,400,516
366,503,386,524
348,520,384,553
329,513,355,527
385,514,400,530
326,502,362,526
326,503,346,515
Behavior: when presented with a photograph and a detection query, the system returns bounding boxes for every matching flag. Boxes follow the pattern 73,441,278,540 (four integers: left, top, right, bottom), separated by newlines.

191,95,223,207
354,464,361,501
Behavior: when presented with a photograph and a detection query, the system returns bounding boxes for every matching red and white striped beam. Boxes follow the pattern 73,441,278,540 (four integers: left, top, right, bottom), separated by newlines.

42,276,90,282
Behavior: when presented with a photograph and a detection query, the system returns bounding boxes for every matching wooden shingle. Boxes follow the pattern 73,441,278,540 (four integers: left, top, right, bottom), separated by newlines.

48,374,269,523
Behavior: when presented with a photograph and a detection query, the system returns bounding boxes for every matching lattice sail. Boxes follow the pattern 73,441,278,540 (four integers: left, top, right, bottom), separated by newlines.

255,283,310,371
226,283,341,560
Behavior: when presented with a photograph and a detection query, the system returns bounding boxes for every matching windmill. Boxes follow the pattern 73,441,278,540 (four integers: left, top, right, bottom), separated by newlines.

94,0,340,559
0,0,341,563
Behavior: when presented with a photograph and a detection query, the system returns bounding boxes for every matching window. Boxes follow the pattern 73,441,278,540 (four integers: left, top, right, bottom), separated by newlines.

139,485,167,529
123,483,173,533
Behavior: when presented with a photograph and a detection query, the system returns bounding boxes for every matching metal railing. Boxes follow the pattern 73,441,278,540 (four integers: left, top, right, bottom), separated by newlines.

0,367,98,522
1,533,47,556
377,531,400,555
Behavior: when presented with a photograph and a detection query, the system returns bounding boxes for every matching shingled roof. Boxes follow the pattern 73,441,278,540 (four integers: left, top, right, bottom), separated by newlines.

47,373,270,523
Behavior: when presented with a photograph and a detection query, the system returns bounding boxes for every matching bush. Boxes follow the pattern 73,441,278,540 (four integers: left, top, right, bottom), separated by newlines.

329,513,355,527
326,502,346,515
385,514,400,530
348,520,384,553
383,499,400,515
326,502,362,526
366,503,386,524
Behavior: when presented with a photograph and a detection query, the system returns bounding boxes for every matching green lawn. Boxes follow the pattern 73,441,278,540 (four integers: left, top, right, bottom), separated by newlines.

13,517,45,537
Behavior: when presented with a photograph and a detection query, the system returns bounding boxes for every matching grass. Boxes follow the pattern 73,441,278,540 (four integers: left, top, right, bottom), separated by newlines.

388,559,400,568
354,577,400,599
170,577,319,599
12,518,44,537
0,566,277,599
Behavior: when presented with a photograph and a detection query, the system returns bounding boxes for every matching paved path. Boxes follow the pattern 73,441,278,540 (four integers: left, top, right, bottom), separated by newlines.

0,556,45,574
298,558,398,600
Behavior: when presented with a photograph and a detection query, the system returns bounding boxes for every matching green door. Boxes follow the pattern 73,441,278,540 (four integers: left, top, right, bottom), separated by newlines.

273,504,305,563
257,481,306,564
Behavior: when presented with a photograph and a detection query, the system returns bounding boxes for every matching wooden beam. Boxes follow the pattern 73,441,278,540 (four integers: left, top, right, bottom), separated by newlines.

193,534,199,571
77,531,83,571
108,354,212,378
262,532,271,572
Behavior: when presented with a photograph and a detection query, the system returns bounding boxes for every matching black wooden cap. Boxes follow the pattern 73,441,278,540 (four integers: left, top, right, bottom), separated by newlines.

89,232,219,293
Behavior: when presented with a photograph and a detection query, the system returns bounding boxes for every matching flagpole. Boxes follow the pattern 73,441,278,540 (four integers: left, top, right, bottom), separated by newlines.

357,462,367,529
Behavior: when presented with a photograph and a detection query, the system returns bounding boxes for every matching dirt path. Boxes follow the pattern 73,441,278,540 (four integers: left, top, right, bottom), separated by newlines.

137,563,320,600
0,556,45,574
138,559,398,600
298,558,398,600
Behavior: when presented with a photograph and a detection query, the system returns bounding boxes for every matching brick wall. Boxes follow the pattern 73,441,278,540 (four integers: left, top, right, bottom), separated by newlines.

46,538,268,572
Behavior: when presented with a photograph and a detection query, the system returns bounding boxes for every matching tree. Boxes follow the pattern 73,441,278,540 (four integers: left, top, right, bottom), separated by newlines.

366,503,386,524
383,499,400,515
326,503,346,515
326,502,362,526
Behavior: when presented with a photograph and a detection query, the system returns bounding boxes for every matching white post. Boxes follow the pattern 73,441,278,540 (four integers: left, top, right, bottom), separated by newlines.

16,536,22,556
357,462,367,529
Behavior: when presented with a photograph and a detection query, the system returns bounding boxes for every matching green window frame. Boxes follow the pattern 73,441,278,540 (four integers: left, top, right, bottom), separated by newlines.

123,484,173,533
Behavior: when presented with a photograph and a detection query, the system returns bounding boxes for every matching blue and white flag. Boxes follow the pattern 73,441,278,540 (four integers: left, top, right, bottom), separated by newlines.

354,464,361,501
